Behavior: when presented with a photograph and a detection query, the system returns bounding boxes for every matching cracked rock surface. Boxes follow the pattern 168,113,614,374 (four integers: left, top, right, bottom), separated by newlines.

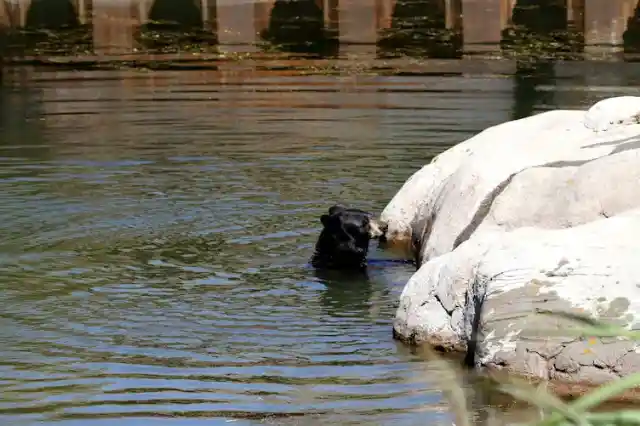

381,96,640,390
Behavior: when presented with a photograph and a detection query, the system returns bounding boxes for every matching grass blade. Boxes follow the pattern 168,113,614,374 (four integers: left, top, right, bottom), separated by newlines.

498,378,589,426
584,410,640,425
418,346,472,426
569,372,640,412
536,373,640,426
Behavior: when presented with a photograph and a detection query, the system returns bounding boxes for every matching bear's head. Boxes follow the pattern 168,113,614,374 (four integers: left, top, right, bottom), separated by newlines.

311,205,387,270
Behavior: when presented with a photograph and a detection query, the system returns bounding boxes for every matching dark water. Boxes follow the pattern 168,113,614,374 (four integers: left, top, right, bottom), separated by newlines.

1,60,640,426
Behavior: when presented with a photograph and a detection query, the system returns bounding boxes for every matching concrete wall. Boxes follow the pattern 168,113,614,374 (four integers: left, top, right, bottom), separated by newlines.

1,0,639,55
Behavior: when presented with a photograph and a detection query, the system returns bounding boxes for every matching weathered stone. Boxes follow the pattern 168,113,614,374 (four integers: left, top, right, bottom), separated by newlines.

381,96,640,261
557,339,636,373
523,340,567,360
489,349,518,367
550,370,573,382
589,340,637,368
616,350,640,376
553,353,580,373
573,366,619,384
510,349,549,380
381,96,640,395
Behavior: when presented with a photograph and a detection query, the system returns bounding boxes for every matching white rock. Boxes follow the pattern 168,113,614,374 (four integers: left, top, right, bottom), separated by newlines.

381,96,640,262
383,96,640,389
583,95,640,132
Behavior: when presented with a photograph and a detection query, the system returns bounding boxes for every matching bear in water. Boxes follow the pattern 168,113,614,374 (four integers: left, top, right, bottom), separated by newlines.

311,205,387,270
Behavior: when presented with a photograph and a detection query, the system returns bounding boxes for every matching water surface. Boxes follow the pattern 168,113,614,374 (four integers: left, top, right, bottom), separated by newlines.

1,59,639,425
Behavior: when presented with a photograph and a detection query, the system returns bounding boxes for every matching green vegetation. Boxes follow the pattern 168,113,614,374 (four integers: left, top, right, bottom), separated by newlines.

427,311,640,426
4,25,93,57
500,26,585,62
136,19,218,54
0,24,592,73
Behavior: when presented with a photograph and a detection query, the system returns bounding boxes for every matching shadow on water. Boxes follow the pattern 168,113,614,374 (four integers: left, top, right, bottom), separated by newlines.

0,83,49,161
511,60,557,120
136,0,218,53
260,0,339,57
377,0,462,59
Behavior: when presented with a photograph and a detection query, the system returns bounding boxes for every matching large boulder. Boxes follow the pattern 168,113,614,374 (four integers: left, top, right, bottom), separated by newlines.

381,96,640,391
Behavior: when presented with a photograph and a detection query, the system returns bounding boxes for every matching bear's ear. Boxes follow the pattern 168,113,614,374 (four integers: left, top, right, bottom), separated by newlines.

320,214,330,227
328,204,345,215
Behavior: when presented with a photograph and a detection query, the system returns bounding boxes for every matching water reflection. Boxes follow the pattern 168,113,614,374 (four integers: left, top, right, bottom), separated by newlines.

1,59,640,425
511,61,557,120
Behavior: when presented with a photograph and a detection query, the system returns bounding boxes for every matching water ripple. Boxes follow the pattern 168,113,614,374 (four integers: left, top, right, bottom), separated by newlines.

0,62,632,425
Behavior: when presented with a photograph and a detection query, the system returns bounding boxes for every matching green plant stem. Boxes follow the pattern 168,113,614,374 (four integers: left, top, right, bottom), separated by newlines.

500,384,588,426
571,373,640,411
584,410,640,425
538,373,640,426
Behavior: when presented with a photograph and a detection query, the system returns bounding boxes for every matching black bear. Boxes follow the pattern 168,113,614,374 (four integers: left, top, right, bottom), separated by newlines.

311,205,387,270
